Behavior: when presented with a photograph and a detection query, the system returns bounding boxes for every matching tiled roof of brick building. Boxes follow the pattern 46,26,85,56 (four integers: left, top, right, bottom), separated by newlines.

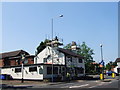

0,50,29,59
116,58,120,62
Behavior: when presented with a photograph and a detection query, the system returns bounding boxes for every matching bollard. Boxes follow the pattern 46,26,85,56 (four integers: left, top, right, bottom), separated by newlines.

100,74,103,80
112,73,115,78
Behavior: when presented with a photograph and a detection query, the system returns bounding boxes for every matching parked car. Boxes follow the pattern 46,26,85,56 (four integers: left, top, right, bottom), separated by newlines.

106,71,119,76
0,74,13,80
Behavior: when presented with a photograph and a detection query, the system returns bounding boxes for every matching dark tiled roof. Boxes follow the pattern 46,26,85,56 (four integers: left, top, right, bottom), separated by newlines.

0,50,29,59
58,48,84,59
116,58,120,62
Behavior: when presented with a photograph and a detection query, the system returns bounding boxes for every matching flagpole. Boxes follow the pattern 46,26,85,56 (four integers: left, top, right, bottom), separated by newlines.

51,15,63,82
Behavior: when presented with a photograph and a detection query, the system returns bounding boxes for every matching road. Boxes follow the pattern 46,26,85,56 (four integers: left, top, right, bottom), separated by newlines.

30,79,119,88
1,76,120,89
94,80,119,88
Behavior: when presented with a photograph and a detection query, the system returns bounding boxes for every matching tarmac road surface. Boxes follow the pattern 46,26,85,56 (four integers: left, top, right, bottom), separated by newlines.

0,75,119,89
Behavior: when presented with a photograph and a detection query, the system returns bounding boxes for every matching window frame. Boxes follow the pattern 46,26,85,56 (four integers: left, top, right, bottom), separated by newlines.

78,59,83,63
47,67,58,75
39,67,43,74
15,68,21,73
43,58,47,63
29,67,37,72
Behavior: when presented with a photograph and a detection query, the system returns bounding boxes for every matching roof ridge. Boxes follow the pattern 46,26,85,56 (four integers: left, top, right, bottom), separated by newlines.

58,48,84,59
0,49,24,54
0,50,29,59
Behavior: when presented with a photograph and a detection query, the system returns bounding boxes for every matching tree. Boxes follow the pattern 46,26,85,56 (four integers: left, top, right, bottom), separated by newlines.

106,61,117,71
78,42,95,74
64,43,71,49
64,42,95,74
77,42,94,63
36,39,51,55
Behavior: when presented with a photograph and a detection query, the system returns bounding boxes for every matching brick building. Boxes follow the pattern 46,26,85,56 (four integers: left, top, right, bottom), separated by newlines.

0,50,34,67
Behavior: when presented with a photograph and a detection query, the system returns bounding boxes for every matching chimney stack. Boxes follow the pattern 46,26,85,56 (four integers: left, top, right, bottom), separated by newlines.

71,41,79,53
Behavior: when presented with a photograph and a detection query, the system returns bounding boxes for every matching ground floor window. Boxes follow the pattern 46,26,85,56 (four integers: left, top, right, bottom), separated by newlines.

39,67,43,74
75,67,84,74
47,67,58,74
61,67,65,76
53,67,58,74
59,67,61,74
29,67,37,72
117,68,120,73
47,67,52,74
15,68,21,73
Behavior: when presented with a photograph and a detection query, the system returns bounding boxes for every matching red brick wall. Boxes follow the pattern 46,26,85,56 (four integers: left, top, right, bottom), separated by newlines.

0,57,34,67
10,59,16,66
0,59,4,67
20,57,34,65
28,57,34,64
10,57,34,66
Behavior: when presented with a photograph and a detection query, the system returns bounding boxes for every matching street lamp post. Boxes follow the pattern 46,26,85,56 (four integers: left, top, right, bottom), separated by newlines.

21,53,25,83
100,44,104,80
51,15,63,82
51,17,54,82
21,63,24,83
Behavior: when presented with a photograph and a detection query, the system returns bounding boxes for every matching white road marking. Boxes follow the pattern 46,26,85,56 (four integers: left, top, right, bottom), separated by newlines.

89,86,97,88
69,84,89,88
95,80,101,82
91,82,104,87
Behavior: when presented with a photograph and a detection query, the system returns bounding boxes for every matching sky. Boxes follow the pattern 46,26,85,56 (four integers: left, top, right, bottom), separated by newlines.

1,2,118,64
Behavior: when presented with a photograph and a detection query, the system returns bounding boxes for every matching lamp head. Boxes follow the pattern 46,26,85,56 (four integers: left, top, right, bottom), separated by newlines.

100,44,103,47
59,15,63,17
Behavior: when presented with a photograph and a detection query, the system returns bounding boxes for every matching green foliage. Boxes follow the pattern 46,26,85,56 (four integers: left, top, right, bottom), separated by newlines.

105,61,117,71
64,43,71,49
36,39,51,55
64,41,95,74
77,42,94,63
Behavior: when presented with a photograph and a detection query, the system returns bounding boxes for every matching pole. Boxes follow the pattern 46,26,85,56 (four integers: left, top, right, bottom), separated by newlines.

51,15,63,82
21,63,24,83
100,44,104,80
51,18,54,82
21,53,25,83
100,45,103,61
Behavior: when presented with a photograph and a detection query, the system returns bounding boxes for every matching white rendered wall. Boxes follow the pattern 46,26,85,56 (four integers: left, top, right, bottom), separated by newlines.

66,56,85,68
35,46,65,65
117,62,120,68
114,66,118,73
66,56,85,76
1,65,43,80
